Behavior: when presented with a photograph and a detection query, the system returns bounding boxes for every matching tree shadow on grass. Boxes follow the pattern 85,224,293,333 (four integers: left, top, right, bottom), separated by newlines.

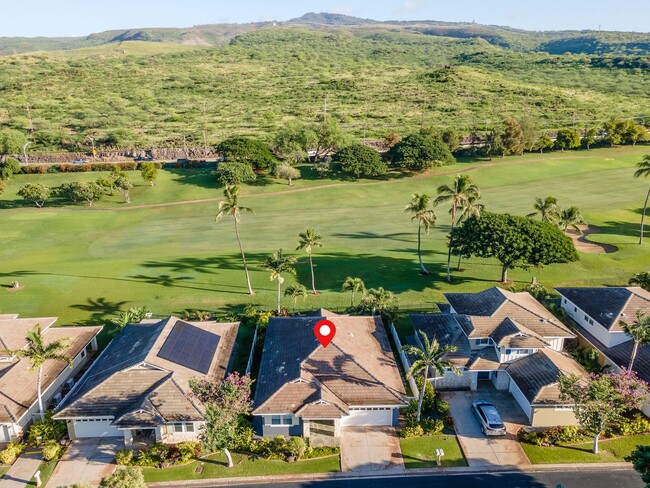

167,168,216,190
331,231,414,243
598,220,644,240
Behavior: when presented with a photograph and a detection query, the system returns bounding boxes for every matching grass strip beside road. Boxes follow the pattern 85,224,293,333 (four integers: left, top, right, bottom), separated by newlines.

521,434,650,464
400,435,468,468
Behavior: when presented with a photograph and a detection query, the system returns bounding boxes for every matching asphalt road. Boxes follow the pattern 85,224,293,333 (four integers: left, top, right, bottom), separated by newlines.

184,470,643,488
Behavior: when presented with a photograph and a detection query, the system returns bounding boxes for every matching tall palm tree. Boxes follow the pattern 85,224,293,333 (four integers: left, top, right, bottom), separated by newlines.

634,155,650,245
558,206,587,234
342,277,366,307
296,227,323,294
2,325,72,421
453,193,483,271
527,196,560,224
435,175,480,282
405,193,436,275
216,185,254,295
285,284,308,315
400,330,459,421
621,311,650,370
260,249,298,315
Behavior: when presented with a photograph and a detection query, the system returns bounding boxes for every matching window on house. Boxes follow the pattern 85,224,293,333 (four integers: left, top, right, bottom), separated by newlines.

505,349,512,355
584,315,589,322
173,423,184,433
476,338,490,345
185,423,195,433
269,415,292,426
563,299,567,304
80,349,86,359
574,307,577,312
589,319,594,325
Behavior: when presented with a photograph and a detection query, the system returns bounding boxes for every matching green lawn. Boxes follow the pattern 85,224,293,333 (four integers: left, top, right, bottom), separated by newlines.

400,435,467,468
0,146,649,346
27,459,58,487
521,434,650,464
0,466,8,478
140,452,340,482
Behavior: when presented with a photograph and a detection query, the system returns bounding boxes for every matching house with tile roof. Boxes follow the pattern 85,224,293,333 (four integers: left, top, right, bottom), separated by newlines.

54,316,238,447
555,286,650,414
409,287,586,428
252,314,407,446
0,314,101,442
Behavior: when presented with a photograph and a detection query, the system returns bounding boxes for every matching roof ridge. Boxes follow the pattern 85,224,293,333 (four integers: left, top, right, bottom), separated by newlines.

315,342,405,404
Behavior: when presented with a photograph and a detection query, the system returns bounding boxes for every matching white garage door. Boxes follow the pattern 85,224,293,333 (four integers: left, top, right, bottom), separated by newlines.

72,419,121,438
340,408,393,427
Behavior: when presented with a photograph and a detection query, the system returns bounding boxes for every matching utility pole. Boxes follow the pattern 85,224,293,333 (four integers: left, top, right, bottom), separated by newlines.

87,135,96,158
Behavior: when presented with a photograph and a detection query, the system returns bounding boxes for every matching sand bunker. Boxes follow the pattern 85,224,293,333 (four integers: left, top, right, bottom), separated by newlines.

564,225,618,254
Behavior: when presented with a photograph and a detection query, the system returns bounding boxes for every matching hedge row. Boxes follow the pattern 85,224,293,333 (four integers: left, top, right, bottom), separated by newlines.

20,162,162,174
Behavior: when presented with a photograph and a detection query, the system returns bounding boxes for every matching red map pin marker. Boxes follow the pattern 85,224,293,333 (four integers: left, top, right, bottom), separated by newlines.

314,319,336,348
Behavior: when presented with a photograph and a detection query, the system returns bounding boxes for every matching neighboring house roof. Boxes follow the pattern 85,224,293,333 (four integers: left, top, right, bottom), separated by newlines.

556,287,650,332
445,287,574,339
504,348,587,405
574,325,650,384
305,309,339,317
253,315,406,418
0,315,101,425
55,317,238,426
409,313,473,368
490,318,549,349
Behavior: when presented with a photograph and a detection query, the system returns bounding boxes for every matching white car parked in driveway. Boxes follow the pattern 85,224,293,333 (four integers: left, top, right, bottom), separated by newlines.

471,399,507,436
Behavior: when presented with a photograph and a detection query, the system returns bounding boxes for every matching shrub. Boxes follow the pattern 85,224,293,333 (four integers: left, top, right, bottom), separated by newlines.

0,442,25,465
0,178,5,195
617,413,650,436
100,467,146,488
402,400,419,424
175,442,201,463
28,413,68,445
389,133,455,170
42,440,62,461
0,157,21,180
91,163,119,172
421,418,445,435
132,448,157,467
271,435,287,454
435,396,450,417
217,137,276,171
400,424,424,438
21,164,48,174
114,449,133,466
444,415,454,427
519,425,589,446
302,445,340,459
213,162,256,186
286,436,307,458
332,144,387,178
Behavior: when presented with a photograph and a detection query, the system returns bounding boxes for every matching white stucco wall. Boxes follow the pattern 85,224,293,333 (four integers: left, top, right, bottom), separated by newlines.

508,379,532,422
560,298,623,347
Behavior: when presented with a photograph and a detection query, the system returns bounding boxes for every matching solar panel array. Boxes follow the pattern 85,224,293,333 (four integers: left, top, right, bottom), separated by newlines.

157,321,220,374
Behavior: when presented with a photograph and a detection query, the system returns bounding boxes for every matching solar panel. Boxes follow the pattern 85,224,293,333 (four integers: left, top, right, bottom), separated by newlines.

157,321,220,374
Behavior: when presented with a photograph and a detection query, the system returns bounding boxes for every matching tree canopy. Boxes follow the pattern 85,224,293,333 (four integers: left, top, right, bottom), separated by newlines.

18,183,51,208
213,162,257,187
333,144,387,178
451,211,579,282
555,128,581,151
0,128,27,155
389,133,455,171
216,137,275,171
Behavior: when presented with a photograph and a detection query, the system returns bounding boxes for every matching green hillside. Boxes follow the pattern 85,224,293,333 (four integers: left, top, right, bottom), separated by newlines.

1,26,650,152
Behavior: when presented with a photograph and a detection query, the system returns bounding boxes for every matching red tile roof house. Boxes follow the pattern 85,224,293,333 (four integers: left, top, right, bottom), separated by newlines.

252,313,407,446
555,286,650,416
53,317,238,447
0,314,102,443
410,287,587,428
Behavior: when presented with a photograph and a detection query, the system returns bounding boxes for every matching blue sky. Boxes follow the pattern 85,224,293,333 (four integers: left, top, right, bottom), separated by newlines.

2,0,649,37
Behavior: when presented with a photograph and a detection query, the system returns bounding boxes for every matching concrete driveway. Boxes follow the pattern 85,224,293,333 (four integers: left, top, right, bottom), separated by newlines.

340,426,404,472
47,438,124,488
445,388,530,467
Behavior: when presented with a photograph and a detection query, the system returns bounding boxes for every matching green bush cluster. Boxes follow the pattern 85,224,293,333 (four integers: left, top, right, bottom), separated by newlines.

27,412,68,445
238,434,335,461
100,467,146,488
118,442,202,467
435,396,450,417
519,425,589,446
42,440,63,461
0,442,25,465
615,413,650,436
401,418,445,437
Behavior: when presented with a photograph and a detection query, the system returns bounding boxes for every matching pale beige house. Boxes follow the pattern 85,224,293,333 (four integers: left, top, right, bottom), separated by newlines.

0,314,101,442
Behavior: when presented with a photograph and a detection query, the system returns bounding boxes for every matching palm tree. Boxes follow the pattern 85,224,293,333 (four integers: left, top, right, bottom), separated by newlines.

285,284,308,315
405,193,436,275
2,325,72,421
216,185,254,295
400,330,459,422
435,175,480,282
296,227,323,294
558,206,587,234
634,155,650,245
260,249,298,315
527,196,560,224
630,271,650,291
621,311,650,370
453,193,483,271
342,277,366,307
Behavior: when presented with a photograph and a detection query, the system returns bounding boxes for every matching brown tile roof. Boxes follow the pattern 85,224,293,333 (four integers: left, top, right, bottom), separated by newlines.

468,347,501,371
55,317,238,424
556,287,650,332
504,349,587,405
0,322,102,424
490,318,549,349
253,316,406,417
0,317,58,351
